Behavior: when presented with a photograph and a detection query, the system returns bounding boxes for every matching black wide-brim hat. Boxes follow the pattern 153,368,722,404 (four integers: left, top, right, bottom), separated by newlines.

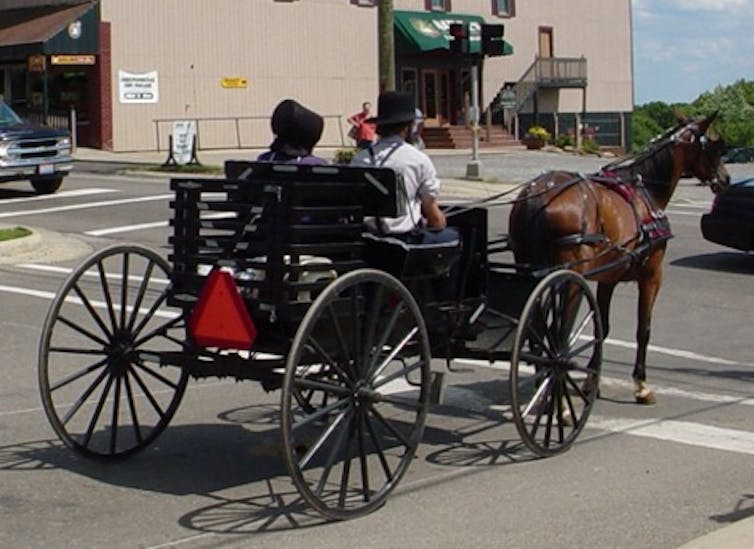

270,99,324,156
367,91,416,125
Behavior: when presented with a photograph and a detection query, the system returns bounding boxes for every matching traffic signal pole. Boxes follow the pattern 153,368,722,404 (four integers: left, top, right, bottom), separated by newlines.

466,63,482,179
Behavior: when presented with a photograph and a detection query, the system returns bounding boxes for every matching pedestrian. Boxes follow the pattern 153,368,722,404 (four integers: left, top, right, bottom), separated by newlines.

347,101,376,149
409,107,425,149
258,99,327,165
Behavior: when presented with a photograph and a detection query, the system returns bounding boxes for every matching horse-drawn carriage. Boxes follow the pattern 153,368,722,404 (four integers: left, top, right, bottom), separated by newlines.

38,159,604,520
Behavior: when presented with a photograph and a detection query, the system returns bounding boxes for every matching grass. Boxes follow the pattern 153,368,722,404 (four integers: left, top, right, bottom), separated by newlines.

0,226,31,242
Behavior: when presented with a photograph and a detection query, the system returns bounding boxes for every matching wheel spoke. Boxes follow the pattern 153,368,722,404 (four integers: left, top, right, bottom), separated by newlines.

372,356,424,389
109,376,122,454
56,314,109,347
369,326,418,382
123,374,143,444
128,366,166,418
293,377,351,398
119,252,130,329
366,302,406,379
49,356,109,392
357,411,371,502
96,260,118,333
338,413,358,508
299,405,351,469
565,338,599,361
132,359,181,390
363,408,392,481
127,260,156,332
82,374,114,448
71,284,112,340
292,395,351,431
568,309,595,347
130,288,171,339
314,406,355,497
61,367,110,425
368,403,412,450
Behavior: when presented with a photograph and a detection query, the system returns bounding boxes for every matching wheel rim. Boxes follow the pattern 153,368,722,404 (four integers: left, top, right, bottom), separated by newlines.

510,270,602,457
282,269,430,520
38,245,188,459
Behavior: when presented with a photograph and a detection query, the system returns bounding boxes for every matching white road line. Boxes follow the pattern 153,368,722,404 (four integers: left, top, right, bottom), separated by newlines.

86,220,168,236
17,263,170,285
85,211,234,236
453,358,754,407
0,284,177,318
0,188,115,204
587,416,754,455
0,194,172,219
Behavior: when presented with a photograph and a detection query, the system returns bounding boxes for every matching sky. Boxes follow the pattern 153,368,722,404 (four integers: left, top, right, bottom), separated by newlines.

632,0,754,104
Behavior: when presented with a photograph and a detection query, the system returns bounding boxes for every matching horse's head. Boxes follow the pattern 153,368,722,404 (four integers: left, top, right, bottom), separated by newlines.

673,112,730,193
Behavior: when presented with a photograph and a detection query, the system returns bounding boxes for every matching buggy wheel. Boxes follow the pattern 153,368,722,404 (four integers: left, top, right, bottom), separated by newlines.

38,245,189,460
509,270,602,457
282,269,431,520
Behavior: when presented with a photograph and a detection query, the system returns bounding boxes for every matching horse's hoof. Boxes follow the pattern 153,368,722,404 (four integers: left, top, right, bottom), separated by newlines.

634,391,656,405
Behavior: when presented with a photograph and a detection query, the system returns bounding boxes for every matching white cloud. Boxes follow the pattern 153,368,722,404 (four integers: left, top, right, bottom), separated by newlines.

670,0,752,12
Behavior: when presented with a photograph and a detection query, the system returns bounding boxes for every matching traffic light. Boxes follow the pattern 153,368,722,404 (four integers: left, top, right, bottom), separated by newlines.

449,23,469,55
481,24,506,56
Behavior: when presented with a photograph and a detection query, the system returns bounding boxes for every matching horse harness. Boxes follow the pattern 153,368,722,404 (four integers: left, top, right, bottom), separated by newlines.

550,171,672,268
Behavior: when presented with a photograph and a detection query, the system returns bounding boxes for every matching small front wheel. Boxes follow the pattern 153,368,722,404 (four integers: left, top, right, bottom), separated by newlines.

509,270,602,457
282,269,431,520
38,245,189,460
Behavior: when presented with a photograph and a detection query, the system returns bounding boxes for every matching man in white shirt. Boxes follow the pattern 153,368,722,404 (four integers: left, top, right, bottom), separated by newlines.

351,91,458,247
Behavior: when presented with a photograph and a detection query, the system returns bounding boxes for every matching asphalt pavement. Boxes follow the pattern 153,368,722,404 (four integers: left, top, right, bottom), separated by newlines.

3,145,754,548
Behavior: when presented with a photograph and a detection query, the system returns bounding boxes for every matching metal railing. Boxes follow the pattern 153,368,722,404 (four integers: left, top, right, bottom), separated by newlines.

152,114,348,152
513,56,587,112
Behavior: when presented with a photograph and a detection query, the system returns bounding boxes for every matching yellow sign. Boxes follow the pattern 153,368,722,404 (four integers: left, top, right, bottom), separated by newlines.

51,55,96,65
221,77,248,89
27,55,46,72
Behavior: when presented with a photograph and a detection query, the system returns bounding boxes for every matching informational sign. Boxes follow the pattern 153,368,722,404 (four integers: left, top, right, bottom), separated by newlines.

51,55,96,65
499,88,516,108
171,120,197,165
118,70,159,103
221,77,248,89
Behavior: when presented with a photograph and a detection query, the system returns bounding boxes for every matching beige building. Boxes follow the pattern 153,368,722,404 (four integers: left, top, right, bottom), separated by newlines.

0,0,633,151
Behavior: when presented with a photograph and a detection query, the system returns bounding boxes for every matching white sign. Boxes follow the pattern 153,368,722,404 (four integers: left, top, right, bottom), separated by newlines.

118,70,159,103
172,120,196,165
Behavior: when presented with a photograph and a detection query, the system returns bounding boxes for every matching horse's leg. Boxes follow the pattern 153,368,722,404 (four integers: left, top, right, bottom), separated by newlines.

580,281,614,398
633,265,662,405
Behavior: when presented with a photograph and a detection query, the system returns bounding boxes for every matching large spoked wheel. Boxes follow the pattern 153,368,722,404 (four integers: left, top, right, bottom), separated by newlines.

281,269,431,520
509,270,602,457
38,245,189,460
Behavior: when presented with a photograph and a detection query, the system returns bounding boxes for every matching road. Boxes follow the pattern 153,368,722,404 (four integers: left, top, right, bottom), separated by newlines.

0,159,751,548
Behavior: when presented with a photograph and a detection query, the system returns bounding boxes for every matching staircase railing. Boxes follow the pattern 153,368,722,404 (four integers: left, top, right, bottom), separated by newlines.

491,57,588,116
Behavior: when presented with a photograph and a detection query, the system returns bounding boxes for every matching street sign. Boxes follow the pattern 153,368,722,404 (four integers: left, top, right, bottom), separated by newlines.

499,88,516,108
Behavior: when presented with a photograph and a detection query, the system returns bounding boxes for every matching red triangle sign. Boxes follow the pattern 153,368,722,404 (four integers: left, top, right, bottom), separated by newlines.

189,268,257,349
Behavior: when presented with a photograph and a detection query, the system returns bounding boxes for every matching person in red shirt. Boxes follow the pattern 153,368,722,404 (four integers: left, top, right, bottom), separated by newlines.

347,101,376,149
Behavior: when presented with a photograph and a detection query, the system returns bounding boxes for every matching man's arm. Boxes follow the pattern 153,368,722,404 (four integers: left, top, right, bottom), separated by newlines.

420,195,447,229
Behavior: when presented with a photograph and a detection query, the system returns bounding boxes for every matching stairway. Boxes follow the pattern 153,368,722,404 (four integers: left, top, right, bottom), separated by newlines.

422,125,519,149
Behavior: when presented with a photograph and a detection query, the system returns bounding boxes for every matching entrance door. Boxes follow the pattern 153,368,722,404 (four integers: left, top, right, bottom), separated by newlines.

420,69,450,126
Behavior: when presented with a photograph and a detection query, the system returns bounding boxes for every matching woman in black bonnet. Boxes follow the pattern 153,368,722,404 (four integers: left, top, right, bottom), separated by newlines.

258,99,327,165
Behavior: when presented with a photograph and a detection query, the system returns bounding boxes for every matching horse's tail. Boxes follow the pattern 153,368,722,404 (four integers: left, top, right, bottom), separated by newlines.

509,185,551,266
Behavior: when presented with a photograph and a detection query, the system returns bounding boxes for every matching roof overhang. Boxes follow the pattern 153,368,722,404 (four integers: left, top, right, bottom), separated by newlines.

394,10,513,56
0,1,99,62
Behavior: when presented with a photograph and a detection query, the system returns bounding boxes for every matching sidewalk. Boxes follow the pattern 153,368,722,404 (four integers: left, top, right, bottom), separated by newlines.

72,146,521,200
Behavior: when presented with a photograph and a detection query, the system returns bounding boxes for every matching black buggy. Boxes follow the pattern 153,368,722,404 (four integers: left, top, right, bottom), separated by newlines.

38,161,603,520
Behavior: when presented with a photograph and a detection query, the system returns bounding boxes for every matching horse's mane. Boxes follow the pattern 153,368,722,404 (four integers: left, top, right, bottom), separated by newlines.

597,122,684,198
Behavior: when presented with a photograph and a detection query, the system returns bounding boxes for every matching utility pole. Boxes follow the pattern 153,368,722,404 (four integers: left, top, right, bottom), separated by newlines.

377,0,395,92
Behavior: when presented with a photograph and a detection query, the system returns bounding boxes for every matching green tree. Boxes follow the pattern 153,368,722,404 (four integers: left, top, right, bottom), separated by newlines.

632,112,663,151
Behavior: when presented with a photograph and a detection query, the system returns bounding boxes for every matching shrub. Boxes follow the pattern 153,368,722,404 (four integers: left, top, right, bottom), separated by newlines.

526,125,551,143
581,137,600,155
334,147,358,164
555,133,574,149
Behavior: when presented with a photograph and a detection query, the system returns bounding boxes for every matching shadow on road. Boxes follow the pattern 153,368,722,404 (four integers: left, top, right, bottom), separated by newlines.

672,251,754,274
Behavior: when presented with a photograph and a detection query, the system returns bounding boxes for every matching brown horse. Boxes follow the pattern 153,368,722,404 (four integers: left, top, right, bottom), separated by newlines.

508,112,730,404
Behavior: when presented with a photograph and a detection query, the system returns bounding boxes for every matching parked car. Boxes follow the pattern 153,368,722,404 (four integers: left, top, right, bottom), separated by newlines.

722,146,754,164
0,100,73,194
700,178,754,252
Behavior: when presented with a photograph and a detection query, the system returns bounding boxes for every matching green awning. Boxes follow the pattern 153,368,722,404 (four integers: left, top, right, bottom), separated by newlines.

394,10,513,56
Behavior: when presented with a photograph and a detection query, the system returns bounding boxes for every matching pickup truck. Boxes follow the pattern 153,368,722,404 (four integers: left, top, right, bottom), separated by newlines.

0,100,73,194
